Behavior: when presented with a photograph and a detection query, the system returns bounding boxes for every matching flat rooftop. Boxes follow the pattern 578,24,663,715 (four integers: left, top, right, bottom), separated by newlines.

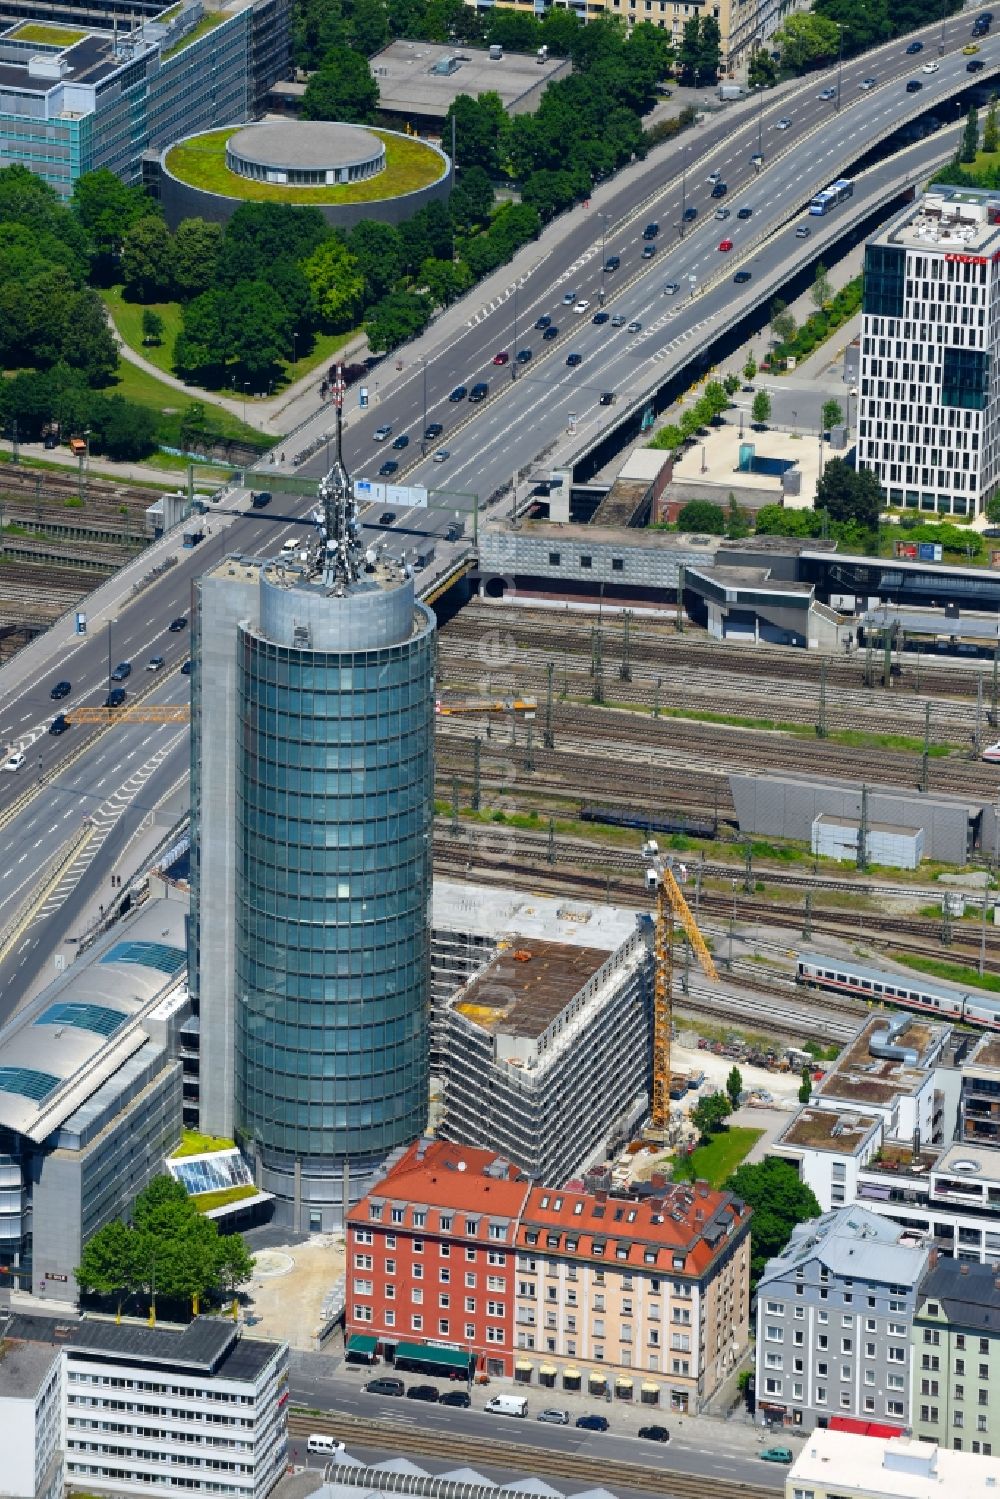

0,1336,57,1398
687,562,814,597
886,185,1000,255
668,422,835,507
5,1313,281,1380
934,1139,1000,1182
453,938,611,1039
863,606,1000,642
790,1430,1000,1498
967,1034,1000,1070
369,41,568,116
433,878,640,953
486,519,724,553
815,1015,944,1107
779,1106,880,1153
814,814,920,835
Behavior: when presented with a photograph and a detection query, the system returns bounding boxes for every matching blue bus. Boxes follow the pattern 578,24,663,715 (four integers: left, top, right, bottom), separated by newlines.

809,177,854,215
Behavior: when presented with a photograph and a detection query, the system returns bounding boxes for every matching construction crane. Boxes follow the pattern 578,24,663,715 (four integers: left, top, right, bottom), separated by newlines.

435,697,536,717
643,841,719,1132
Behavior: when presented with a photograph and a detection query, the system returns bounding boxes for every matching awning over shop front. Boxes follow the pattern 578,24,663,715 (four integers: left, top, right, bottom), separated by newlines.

392,1341,475,1372
345,1334,377,1361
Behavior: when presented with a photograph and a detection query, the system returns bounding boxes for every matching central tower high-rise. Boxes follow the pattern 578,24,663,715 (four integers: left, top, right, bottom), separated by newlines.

189,381,435,1229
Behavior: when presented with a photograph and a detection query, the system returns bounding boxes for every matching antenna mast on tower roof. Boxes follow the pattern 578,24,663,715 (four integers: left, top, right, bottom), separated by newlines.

318,364,362,591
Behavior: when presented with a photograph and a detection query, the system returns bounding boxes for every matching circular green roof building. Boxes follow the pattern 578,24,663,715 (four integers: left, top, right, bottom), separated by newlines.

159,119,451,231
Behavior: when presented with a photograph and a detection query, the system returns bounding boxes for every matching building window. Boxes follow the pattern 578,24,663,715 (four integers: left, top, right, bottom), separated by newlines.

580,555,592,568
549,552,561,566
391,1207,404,1224
413,1211,426,1228
411,1316,423,1331
439,1320,450,1335
612,558,624,572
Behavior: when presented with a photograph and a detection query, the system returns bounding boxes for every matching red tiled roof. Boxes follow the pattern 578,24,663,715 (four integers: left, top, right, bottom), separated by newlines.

348,1139,532,1226
517,1182,748,1276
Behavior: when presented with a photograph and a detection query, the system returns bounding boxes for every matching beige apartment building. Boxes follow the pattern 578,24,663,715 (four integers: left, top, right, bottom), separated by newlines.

464,0,783,73
511,1176,751,1411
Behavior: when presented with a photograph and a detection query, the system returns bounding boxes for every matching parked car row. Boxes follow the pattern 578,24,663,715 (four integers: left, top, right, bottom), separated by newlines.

360,1378,671,1438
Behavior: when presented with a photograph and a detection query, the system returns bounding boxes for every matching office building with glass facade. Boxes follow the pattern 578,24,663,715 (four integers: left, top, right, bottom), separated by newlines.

858,187,1000,518
0,0,289,199
191,547,435,1231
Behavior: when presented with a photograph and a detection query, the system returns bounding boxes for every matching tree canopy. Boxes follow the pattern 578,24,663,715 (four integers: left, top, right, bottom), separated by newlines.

76,1174,255,1317
723,1158,821,1286
302,45,380,121
815,457,883,529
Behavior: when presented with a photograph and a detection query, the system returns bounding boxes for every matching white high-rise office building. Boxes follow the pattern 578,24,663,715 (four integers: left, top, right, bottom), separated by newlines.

857,186,1000,518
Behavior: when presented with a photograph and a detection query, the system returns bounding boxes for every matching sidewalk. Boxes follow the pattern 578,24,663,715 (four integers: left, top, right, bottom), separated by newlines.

0,441,208,488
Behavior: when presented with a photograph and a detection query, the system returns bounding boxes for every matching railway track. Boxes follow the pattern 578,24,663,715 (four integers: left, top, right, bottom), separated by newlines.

286,1411,776,1499
447,600,995,704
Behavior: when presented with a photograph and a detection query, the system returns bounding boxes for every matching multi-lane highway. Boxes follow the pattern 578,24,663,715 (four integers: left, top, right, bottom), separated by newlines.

0,13,997,999
281,11,1000,503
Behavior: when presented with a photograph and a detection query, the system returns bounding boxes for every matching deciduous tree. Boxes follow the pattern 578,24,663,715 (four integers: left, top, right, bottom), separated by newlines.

815,457,883,529
726,1065,743,1108
751,389,771,425
692,1092,732,1138
302,46,379,122
302,237,364,327
723,1157,821,1286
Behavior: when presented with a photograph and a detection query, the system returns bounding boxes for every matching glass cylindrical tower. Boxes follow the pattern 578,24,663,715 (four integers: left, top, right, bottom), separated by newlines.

233,563,435,1228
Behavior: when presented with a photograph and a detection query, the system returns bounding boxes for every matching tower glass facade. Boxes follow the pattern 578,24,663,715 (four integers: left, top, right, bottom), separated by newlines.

232,585,435,1222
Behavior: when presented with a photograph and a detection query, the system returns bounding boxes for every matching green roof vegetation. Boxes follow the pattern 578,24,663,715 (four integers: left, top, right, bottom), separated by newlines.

193,1183,259,1214
11,21,87,44
166,127,445,205
171,1128,236,1158
161,11,227,60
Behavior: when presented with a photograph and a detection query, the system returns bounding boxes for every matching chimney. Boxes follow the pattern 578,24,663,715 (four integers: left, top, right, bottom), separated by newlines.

928,1248,939,1269
650,1172,667,1190
595,1190,608,1204
960,1263,969,1275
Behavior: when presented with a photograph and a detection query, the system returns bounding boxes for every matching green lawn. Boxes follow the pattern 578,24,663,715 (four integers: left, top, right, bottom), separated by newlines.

193,1184,259,1214
161,11,227,59
100,358,270,450
171,1129,236,1159
166,126,445,204
11,20,86,42
104,285,355,399
674,1126,763,1188
103,286,183,378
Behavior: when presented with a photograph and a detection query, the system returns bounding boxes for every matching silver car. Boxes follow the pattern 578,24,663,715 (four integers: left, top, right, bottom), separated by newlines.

537,1409,570,1425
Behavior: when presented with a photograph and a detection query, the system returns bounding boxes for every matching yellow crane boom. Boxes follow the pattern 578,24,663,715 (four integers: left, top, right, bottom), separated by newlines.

646,849,717,1130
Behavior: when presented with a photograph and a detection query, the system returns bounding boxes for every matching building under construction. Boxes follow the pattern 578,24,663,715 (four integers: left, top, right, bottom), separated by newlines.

441,927,653,1185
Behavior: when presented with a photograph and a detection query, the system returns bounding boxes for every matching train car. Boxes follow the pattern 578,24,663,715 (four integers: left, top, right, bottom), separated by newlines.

795,951,1000,1030
982,741,1000,763
579,805,717,840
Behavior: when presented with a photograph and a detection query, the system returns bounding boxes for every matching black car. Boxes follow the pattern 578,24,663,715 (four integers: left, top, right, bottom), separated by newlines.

603,254,620,272
251,490,271,508
599,391,616,406
734,270,752,283
682,206,698,222
379,460,399,476
737,206,754,220
643,221,659,239
104,688,127,709
469,382,489,402
406,1384,440,1402
181,660,192,675
110,661,131,681
592,311,610,325
440,1389,471,1409
364,1378,404,1397
639,1425,671,1443
906,78,923,91
392,434,409,450
379,511,397,525
449,385,467,401
169,617,188,633
48,714,70,736
576,1414,609,1431
542,325,559,341
711,182,727,198
424,422,443,440
50,680,71,700
906,39,923,52
534,314,551,330
641,244,656,259
566,352,582,367
516,348,533,363
968,58,986,70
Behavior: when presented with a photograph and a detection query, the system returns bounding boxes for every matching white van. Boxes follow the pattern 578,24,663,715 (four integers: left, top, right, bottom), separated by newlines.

306,1435,345,1455
485,1394,528,1418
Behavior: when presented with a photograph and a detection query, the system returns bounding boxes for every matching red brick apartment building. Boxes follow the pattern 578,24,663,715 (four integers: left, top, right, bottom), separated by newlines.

346,1140,751,1410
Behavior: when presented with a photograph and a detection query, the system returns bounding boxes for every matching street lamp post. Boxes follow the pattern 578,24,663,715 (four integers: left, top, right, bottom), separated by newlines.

836,24,846,112
511,279,520,379
940,0,946,55
107,616,116,698
598,213,610,303
420,358,429,452
679,153,688,237
755,84,764,157
242,383,249,426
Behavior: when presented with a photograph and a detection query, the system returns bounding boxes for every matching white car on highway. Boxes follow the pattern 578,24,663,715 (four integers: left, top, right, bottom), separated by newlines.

574,299,590,314
922,61,939,73
3,751,24,772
